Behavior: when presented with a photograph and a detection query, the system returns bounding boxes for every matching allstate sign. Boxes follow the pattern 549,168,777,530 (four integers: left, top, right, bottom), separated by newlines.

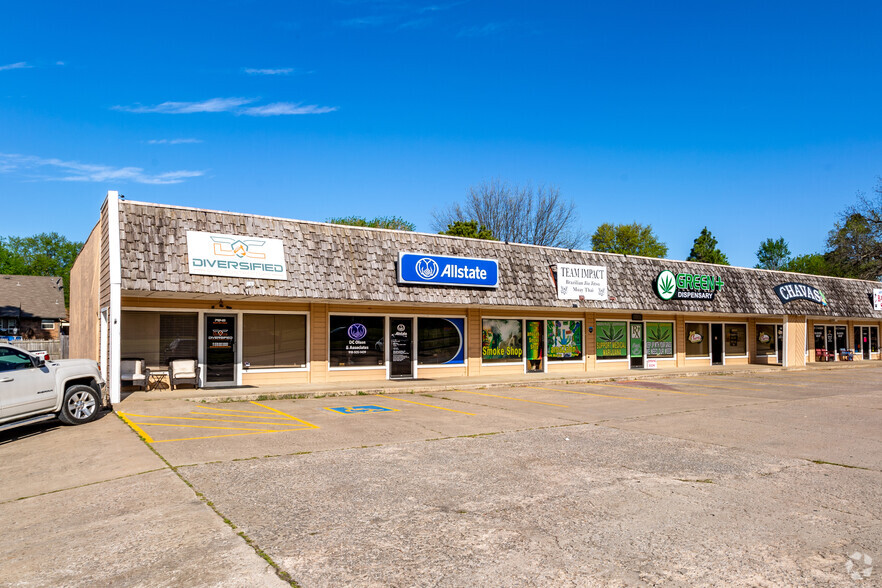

398,252,499,288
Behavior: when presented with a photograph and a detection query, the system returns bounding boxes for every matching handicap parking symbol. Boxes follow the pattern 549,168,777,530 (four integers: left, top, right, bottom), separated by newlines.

325,405,397,415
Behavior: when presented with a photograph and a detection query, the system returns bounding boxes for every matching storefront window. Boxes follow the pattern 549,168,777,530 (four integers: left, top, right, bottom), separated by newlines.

482,319,523,363
725,324,747,356
243,314,306,369
547,320,583,361
645,322,674,358
853,326,861,352
872,327,879,353
596,321,627,360
756,324,776,354
417,318,465,365
329,316,385,367
821,327,830,352
685,323,709,357
121,311,197,366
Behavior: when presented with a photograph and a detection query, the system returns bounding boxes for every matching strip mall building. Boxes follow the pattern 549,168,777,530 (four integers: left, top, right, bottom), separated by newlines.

70,192,882,403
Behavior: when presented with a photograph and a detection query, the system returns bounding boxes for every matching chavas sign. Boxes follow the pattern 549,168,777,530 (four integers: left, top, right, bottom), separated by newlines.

655,270,724,301
774,282,828,306
398,252,499,288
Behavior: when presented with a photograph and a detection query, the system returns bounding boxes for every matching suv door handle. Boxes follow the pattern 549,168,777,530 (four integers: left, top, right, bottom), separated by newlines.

0,377,13,382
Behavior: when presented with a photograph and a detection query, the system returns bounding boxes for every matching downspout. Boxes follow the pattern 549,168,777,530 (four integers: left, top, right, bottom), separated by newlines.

106,191,123,403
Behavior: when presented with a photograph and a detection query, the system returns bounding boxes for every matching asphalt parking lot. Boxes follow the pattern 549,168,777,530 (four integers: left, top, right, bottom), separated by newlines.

2,367,881,586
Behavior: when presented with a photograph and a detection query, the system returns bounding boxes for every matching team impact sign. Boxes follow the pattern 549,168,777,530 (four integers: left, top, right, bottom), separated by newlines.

398,252,499,288
187,231,287,280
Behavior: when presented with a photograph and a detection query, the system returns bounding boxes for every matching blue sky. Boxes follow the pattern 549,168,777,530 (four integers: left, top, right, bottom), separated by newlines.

2,1,880,267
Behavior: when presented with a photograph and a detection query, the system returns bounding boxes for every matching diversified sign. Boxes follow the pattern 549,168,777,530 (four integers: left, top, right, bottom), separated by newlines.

186,231,287,280
655,270,724,301
874,289,882,311
556,264,607,300
398,252,498,288
773,282,827,306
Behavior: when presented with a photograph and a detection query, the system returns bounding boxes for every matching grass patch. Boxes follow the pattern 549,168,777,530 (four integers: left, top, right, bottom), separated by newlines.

808,459,870,470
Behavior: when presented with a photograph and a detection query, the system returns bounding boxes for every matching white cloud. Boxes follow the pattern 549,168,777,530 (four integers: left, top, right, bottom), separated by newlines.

458,22,509,37
244,68,294,75
0,152,205,185
55,61,65,66
0,62,32,71
113,97,254,114
240,102,337,116
146,138,203,145
114,97,337,117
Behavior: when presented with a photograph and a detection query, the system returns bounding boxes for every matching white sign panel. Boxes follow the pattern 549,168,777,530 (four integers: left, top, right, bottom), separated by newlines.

874,289,882,311
557,264,607,300
186,231,287,280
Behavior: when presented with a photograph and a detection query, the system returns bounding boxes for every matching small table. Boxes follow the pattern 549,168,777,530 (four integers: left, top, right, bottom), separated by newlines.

147,368,169,391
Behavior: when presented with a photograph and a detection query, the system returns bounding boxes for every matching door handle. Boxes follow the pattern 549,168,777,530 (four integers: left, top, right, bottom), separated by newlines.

0,377,13,382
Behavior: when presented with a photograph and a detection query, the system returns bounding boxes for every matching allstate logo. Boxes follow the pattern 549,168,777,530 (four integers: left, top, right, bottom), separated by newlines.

416,257,439,280
347,323,367,340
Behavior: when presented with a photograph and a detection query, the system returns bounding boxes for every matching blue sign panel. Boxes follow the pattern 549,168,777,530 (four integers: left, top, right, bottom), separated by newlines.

398,252,499,288
325,405,397,414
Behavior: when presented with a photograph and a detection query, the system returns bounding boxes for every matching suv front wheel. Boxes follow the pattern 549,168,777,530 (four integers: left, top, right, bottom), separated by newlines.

58,385,100,425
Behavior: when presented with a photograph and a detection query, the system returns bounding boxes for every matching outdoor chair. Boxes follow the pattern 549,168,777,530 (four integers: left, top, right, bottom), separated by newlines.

120,358,148,390
169,358,200,390
839,348,854,361
815,349,832,362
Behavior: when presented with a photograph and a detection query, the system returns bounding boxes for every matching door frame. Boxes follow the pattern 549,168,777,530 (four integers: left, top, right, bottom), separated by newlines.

203,313,238,387
628,321,644,369
388,316,415,380
711,323,724,366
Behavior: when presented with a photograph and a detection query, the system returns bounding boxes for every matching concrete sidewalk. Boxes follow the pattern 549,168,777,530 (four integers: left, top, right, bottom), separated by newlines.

120,360,878,404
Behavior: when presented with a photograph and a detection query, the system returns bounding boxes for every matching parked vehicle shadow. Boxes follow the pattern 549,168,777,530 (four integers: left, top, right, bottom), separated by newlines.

0,409,111,445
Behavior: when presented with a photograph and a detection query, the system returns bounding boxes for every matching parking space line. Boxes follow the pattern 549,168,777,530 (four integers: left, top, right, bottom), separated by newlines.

189,411,301,421
375,394,477,415
195,406,300,415
453,389,569,407
588,382,707,396
662,380,754,392
528,386,646,401
118,413,309,427
118,411,155,443
251,401,320,429
117,401,320,443
729,379,806,388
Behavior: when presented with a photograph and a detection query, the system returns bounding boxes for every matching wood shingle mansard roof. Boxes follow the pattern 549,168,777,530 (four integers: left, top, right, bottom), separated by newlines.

0,275,66,319
118,200,882,319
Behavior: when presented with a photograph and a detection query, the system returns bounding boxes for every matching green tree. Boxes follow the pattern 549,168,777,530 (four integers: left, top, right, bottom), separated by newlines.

326,215,416,231
590,222,668,258
782,253,837,276
439,220,495,240
0,232,84,306
755,237,791,270
687,227,729,265
824,213,881,280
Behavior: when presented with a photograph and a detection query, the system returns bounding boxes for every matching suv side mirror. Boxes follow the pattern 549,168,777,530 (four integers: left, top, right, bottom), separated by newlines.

31,357,45,368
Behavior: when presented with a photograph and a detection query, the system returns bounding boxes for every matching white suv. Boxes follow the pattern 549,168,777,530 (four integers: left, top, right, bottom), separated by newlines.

0,343,107,432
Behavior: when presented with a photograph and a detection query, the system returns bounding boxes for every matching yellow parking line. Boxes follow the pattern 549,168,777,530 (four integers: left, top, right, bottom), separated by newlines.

453,389,568,407
251,401,320,429
528,386,646,401
196,406,295,415
134,422,284,432
117,411,155,443
728,379,806,388
590,382,707,396
118,413,308,427
152,431,289,443
376,394,477,415
663,380,754,392
189,411,299,421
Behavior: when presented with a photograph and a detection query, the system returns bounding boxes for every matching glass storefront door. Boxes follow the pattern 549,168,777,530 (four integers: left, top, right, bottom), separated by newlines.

526,320,544,372
629,323,644,369
389,318,414,379
205,315,236,384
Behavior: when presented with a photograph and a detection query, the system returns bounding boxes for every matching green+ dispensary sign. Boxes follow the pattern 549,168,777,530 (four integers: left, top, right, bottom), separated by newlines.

655,270,724,301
